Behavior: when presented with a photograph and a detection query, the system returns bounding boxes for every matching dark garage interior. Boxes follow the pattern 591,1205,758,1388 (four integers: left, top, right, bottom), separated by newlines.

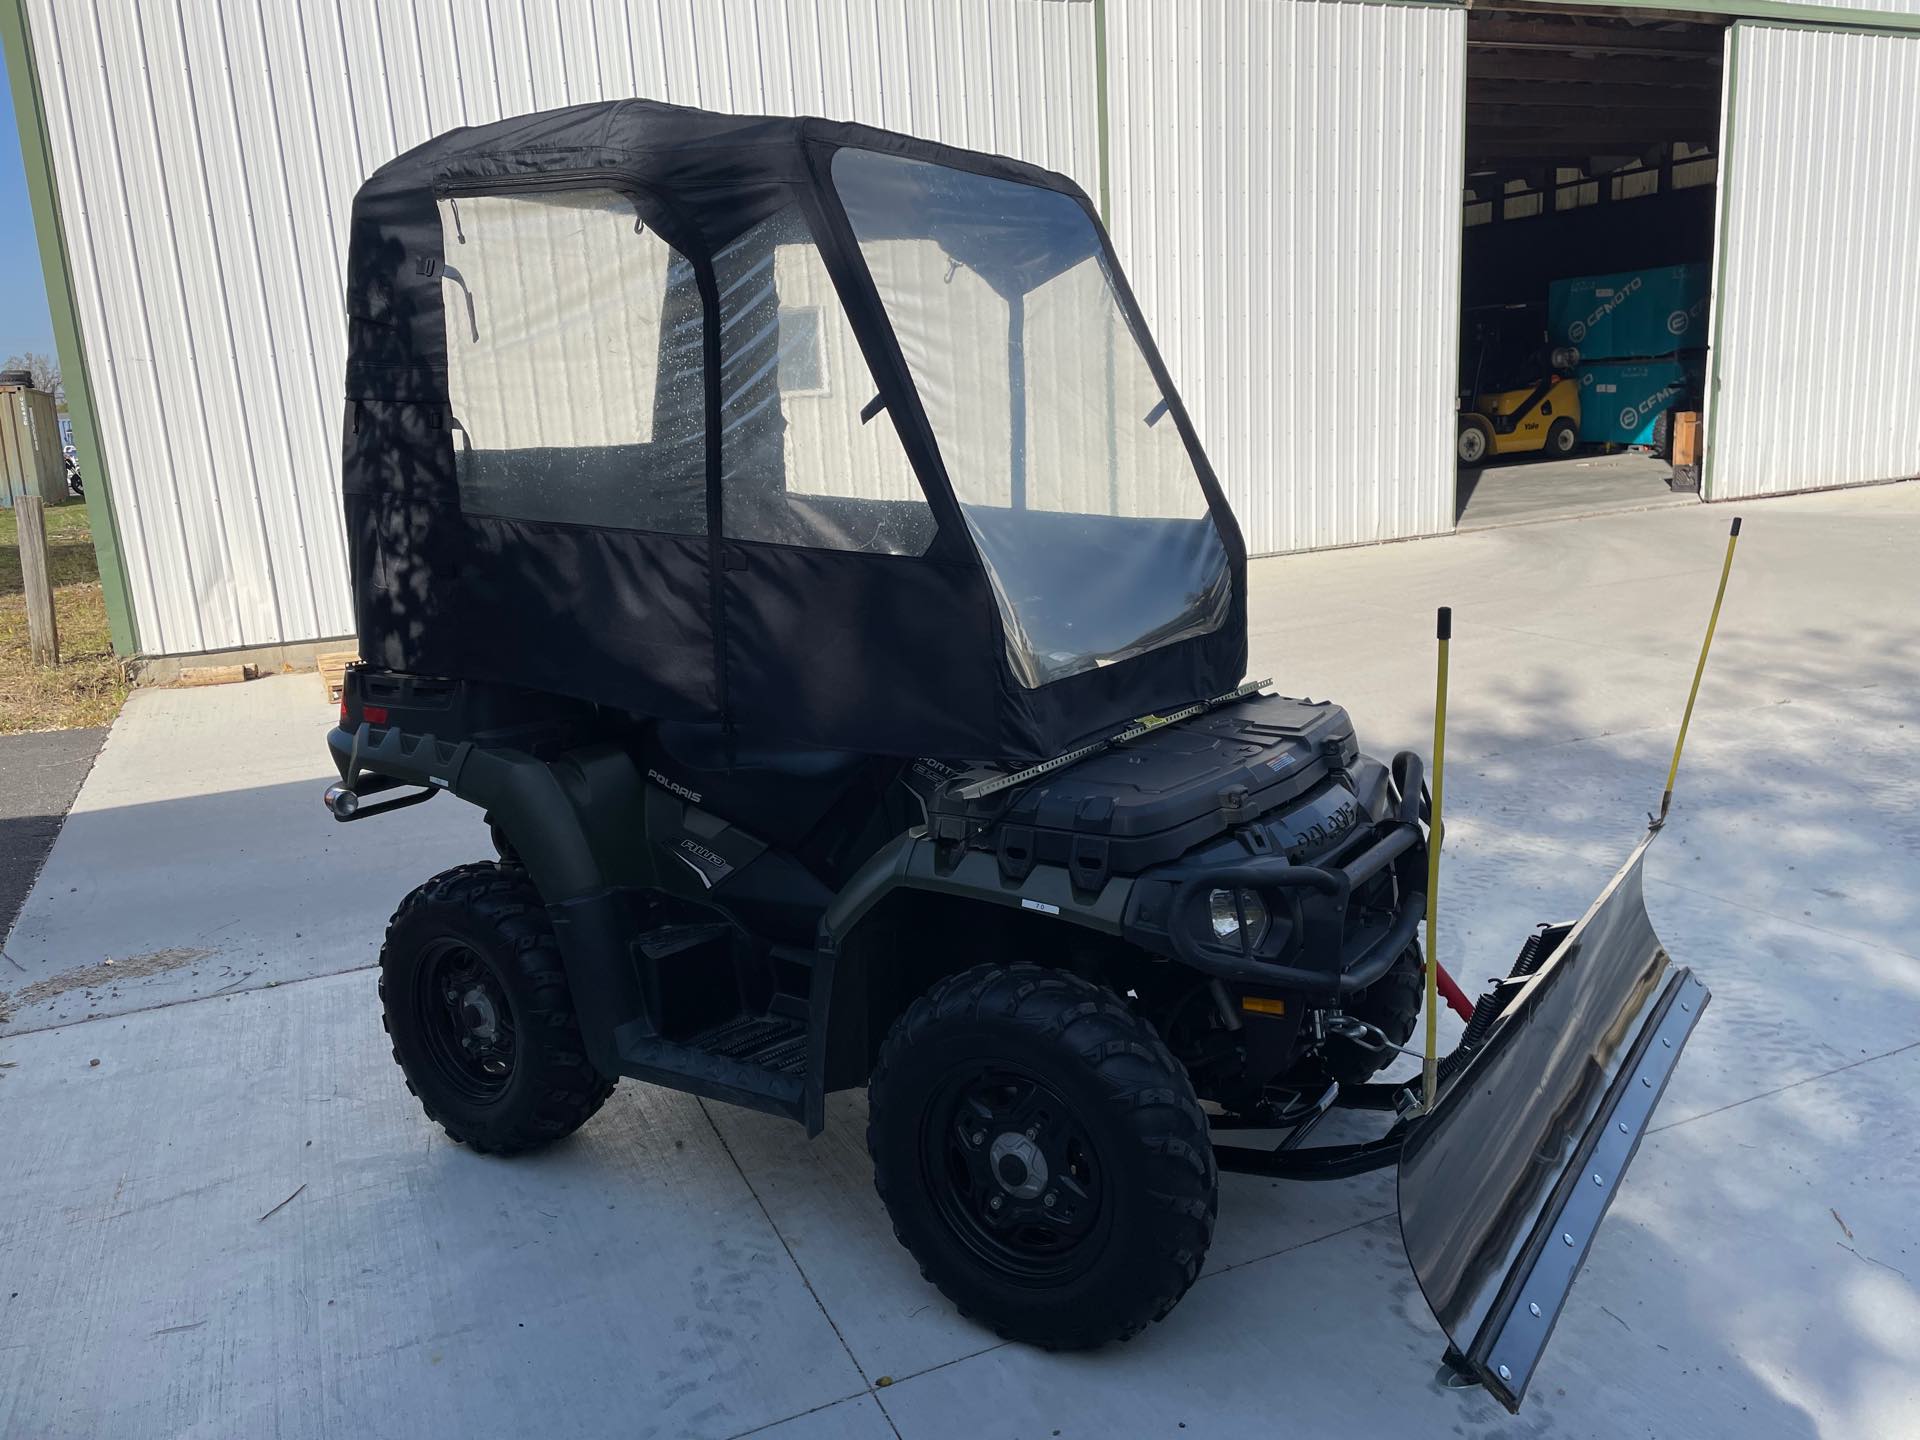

1457,11,1728,529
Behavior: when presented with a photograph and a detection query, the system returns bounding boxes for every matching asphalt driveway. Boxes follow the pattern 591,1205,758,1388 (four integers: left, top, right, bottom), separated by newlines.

0,725,106,945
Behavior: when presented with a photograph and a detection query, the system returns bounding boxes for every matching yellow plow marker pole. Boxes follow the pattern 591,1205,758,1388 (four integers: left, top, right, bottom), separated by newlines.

1423,607,1451,1114
1658,517,1742,827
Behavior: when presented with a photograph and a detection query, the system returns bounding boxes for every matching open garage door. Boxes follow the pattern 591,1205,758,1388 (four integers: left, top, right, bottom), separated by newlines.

1706,23,1920,501
1455,12,1726,531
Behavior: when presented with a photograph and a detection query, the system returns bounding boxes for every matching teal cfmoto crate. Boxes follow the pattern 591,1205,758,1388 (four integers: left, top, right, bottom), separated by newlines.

1549,264,1709,361
1575,360,1691,444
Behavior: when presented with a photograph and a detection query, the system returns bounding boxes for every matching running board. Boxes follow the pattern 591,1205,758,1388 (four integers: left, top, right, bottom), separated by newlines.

616,1016,809,1124
612,944,835,1135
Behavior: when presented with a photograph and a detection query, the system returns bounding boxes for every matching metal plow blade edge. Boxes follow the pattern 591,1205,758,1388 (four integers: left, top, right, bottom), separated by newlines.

1396,833,1709,1412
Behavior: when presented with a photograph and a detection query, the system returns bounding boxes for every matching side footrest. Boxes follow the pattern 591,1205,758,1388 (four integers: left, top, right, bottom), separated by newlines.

615,1013,810,1124
691,1014,810,1075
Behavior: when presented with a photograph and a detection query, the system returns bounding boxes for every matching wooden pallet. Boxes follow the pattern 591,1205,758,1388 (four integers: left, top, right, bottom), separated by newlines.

317,650,360,702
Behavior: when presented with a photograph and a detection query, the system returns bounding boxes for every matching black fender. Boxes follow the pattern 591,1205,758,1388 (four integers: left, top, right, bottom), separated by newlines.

331,723,651,1074
821,830,1135,947
816,831,1141,1090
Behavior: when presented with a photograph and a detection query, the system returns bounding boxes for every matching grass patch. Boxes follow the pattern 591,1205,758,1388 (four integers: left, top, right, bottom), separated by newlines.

0,500,128,733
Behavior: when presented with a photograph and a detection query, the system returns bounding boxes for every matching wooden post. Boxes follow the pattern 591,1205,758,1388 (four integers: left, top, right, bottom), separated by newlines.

16,494,59,666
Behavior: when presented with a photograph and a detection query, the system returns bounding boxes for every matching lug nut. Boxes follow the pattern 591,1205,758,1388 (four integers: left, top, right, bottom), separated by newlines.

1043,1193,1057,1209
989,1195,1003,1211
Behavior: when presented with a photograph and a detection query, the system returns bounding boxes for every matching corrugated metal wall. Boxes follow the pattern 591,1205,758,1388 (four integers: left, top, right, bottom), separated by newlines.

23,0,1099,655
1106,0,1465,556
1707,22,1920,500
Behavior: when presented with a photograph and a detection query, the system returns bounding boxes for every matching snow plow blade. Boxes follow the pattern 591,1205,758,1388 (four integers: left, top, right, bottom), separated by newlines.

1396,833,1708,1412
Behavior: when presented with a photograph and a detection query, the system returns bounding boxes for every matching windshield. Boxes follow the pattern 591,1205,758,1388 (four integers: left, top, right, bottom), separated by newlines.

832,149,1231,688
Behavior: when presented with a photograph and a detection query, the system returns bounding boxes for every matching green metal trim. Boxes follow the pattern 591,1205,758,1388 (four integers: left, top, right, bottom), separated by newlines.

1093,0,1111,225
1448,5,1471,531
1554,0,1920,34
1703,23,1740,501
1729,9,1920,34
1,0,138,653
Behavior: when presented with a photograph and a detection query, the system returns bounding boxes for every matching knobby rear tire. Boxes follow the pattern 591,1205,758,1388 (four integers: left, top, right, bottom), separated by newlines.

379,862,614,1154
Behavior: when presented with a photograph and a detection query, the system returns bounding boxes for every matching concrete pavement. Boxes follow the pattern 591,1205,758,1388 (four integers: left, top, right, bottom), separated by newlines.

1454,450,1688,530
0,678,483,1032
2,482,1916,1439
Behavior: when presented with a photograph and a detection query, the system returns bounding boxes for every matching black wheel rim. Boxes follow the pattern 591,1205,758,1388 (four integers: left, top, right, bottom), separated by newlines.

921,1062,1106,1283
413,938,517,1103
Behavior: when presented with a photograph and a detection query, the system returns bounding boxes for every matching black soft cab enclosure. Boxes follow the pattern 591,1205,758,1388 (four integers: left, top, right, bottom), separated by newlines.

343,100,1244,763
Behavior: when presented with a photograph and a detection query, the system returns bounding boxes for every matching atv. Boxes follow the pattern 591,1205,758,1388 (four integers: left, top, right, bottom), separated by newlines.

329,100,1708,1411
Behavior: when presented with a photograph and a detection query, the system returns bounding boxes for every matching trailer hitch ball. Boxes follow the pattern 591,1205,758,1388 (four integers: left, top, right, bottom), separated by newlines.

324,783,359,819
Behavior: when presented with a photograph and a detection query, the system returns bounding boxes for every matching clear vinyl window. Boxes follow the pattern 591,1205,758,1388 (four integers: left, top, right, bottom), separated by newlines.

776,307,827,394
438,188,706,534
713,206,935,556
831,149,1230,687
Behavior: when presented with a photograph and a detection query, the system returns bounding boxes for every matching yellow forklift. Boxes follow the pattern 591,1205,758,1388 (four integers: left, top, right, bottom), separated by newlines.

1457,334,1583,466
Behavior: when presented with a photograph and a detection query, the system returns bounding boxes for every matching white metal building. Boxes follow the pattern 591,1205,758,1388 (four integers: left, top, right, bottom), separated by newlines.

4,0,1915,660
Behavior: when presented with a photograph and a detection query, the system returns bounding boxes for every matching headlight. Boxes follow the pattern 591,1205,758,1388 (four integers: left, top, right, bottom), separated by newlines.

1207,888,1270,948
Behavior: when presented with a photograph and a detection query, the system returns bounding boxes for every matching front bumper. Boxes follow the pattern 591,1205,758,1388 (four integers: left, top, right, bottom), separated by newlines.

1138,751,1429,997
